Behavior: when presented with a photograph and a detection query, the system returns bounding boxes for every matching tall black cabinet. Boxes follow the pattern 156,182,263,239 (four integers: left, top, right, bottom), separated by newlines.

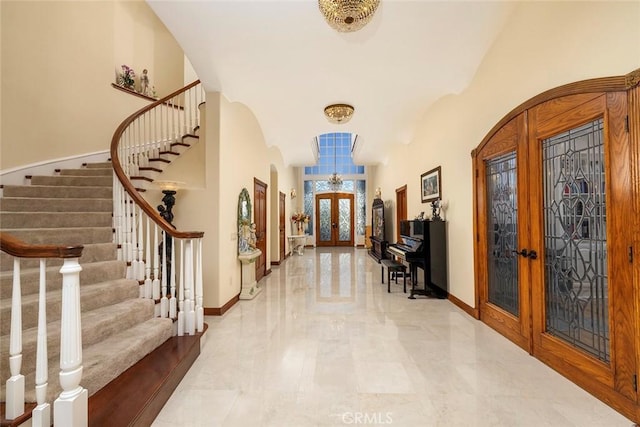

368,198,388,262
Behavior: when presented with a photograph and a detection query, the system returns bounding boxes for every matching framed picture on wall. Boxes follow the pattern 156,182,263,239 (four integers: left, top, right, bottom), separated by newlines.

421,166,441,203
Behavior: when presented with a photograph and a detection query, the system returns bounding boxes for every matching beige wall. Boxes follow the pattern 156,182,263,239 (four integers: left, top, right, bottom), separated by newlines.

1,0,184,170
158,93,296,309
373,1,640,306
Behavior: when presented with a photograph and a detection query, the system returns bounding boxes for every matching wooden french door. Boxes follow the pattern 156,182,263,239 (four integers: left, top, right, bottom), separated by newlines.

475,84,638,419
254,178,267,282
395,185,407,243
527,92,636,405
315,193,354,247
475,113,532,350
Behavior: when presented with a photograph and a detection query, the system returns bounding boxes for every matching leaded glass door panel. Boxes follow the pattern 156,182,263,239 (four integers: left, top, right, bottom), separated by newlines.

315,193,354,247
475,113,532,350
528,93,636,402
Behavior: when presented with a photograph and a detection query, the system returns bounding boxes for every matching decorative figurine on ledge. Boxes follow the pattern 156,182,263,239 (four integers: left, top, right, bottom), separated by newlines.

140,69,150,96
248,223,257,250
431,199,442,221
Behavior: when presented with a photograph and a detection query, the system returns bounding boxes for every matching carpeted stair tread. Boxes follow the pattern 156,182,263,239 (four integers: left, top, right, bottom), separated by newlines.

1,227,113,246
0,197,112,212
2,312,171,403
0,259,127,298
0,279,142,378
30,175,112,187
59,168,113,177
1,185,112,199
0,242,117,272
0,212,112,229
85,162,112,169
0,278,139,337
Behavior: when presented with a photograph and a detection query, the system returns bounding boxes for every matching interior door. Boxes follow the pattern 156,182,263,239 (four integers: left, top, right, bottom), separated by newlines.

475,113,532,350
316,193,354,247
254,178,267,282
528,93,637,402
279,191,286,261
395,185,407,243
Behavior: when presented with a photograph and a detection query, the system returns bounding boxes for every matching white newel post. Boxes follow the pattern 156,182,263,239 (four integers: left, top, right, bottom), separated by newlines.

6,258,25,420
54,257,88,427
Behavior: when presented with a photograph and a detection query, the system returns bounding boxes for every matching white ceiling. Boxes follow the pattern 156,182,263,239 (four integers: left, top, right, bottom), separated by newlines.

148,0,514,166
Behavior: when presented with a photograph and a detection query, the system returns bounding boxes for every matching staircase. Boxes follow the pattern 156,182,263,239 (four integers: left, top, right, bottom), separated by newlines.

0,163,174,420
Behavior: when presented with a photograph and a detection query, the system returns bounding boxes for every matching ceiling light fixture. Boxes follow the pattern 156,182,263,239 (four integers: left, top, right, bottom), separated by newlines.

324,103,355,124
318,0,380,33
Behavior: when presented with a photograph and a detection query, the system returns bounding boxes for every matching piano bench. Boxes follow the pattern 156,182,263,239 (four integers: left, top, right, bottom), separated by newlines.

380,259,407,293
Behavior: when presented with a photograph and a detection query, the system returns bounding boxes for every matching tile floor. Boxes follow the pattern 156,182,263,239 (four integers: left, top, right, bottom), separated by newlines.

152,247,634,426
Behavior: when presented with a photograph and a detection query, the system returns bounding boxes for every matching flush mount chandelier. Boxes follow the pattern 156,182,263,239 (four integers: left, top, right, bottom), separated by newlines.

324,103,355,124
318,0,380,33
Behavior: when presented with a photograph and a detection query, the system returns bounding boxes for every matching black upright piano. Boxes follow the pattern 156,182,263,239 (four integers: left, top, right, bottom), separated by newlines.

387,219,448,299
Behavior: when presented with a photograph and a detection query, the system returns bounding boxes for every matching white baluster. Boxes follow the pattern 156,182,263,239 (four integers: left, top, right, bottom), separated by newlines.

124,192,132,279
54,257,88,427
169,236,177,319
160,230,169,318
131,195,138,281
144,215,152,299
177,240,185,336
196,238,204,332
152,224,160,300
137,206,145,281
185,239,196,335
6,258,25,420
32,259,50,427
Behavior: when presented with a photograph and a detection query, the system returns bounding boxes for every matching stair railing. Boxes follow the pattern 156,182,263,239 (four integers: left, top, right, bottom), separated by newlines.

0,233,85,427
110,81,205,336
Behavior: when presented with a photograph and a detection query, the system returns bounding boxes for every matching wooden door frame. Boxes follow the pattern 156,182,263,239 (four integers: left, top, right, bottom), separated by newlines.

315,192,355,247
279,191,286,262
473,112,532,352
254,178,268,282
395,185,407,243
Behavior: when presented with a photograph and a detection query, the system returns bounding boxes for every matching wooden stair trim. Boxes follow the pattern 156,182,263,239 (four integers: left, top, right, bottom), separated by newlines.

0,403,36,427
88,325,207,426
148,158,171,164
130,176,154,182
139,167,163,173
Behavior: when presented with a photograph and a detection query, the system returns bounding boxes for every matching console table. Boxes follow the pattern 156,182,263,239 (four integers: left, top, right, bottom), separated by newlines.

287,234,307,256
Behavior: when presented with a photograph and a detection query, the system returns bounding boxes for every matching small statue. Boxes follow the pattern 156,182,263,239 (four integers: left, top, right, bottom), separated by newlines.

431,200,442,221
416,211,425,220
248,223,257,249
140,69,150,96
375,187,382,199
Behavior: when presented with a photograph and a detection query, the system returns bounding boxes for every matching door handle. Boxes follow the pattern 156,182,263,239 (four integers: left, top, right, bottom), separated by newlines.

512,249,538,260
512,249,529,258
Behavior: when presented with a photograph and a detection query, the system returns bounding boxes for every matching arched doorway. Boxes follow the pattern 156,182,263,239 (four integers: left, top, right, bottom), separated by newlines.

472,69,640,421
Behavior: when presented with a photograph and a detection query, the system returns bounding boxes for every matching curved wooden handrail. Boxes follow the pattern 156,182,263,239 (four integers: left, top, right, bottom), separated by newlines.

0,232,83,259
110,80,204,239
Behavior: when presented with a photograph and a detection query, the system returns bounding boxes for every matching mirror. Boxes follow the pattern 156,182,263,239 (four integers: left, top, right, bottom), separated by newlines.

238,188,253,253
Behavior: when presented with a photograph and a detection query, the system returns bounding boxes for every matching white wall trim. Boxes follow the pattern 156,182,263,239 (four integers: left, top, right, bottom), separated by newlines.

0,150,111,187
